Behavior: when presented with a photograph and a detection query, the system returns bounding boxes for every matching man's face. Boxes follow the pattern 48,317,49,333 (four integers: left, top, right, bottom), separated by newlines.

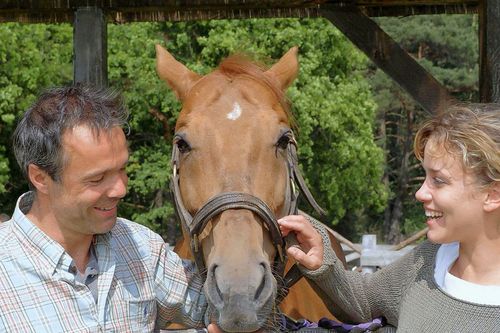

46,125,129,238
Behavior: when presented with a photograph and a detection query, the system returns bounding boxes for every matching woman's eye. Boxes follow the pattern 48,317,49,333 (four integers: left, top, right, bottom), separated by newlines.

432,177,446,185
176,139,191,154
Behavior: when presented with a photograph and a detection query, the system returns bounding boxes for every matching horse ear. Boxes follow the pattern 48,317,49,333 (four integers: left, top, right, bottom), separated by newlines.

155,44,201,101
265,46,299,90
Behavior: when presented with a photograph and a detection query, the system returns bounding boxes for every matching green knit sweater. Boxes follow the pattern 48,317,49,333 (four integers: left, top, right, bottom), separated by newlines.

301,239,500,332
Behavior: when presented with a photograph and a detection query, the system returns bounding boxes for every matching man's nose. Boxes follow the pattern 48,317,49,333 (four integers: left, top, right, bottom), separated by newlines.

108,173,128,198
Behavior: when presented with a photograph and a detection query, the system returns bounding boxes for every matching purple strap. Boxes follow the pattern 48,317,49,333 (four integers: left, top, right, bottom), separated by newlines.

280,314,385,332
318,316,385,332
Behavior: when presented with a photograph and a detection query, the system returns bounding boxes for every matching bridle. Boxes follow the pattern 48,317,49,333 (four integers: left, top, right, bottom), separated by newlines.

170,131,325,303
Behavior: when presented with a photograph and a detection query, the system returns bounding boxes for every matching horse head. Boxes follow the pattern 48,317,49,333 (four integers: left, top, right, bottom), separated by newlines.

156,44,300,331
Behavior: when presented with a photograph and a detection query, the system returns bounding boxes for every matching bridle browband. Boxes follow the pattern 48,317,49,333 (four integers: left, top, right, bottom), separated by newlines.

170,131,325,303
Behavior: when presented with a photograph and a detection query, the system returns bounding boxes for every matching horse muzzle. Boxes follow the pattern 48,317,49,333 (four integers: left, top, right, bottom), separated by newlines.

204,259,277,332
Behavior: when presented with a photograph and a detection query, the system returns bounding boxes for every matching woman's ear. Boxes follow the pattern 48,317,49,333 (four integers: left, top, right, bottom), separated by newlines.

484,183,500,213
28,164,51,195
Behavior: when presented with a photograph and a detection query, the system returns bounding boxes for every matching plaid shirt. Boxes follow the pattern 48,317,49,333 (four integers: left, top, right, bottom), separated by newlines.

0,192,208,332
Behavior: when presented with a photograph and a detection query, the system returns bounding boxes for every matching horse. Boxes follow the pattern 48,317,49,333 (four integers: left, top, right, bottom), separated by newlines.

155,44,346,332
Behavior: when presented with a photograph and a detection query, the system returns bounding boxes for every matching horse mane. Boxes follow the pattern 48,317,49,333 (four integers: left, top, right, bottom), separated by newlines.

217,54,294,122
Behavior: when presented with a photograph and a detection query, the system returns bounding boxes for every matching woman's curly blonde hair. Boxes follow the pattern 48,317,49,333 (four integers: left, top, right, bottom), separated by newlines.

414,103,500,189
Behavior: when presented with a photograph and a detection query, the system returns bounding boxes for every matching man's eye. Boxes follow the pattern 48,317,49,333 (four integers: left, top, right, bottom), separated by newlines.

89,176,104,184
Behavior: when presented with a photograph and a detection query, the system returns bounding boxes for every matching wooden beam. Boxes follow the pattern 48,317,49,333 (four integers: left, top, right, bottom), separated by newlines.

0,1,479,23
321,6,455,114
73,7,107,87
479,0,500,103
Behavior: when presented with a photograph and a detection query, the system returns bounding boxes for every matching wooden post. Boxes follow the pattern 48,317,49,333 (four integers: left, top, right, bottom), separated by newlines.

359,234,416,272
392,227,428,251
322,7,455,114
479,0,500,103
361,234,377,273
73,7,107,87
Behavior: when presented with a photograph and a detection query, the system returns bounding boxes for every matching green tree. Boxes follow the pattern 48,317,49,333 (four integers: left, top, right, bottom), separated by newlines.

1,19,386,243
369,15,478,243
0,23,73,215
106,19,386,241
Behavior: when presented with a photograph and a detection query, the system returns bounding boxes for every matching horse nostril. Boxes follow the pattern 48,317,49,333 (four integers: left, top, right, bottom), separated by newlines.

211,264,224,301
254,262,267,300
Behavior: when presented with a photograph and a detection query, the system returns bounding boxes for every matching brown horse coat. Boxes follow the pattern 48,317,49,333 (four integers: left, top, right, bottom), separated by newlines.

156,45,346,331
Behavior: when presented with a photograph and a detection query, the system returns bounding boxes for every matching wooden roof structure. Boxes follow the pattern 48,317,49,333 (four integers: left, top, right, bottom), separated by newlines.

0,1,479,23
0,0,498,107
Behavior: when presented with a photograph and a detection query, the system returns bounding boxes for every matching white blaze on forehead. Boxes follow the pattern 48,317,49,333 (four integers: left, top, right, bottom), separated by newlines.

226,102,242,120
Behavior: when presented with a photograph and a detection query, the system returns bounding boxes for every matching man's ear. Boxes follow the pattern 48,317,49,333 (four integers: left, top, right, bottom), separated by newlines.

28,164,51,195
484,182,500,213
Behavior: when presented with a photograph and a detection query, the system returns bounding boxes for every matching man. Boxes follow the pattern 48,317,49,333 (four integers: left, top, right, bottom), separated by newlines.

0,85,218,332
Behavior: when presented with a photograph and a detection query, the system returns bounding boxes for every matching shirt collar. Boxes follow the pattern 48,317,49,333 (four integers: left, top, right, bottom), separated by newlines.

12,192,67,273
12,192,112,274
70,244,99,277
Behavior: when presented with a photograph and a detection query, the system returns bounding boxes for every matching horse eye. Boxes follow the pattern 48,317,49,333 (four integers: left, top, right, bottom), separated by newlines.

176,138,191,154
276,134,291,150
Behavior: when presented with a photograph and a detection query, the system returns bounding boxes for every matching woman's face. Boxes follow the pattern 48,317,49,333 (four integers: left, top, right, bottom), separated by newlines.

415,137,488,244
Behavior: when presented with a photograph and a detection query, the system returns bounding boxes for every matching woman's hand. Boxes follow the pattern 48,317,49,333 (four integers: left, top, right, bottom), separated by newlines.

278,215,324,270
207,323,222,333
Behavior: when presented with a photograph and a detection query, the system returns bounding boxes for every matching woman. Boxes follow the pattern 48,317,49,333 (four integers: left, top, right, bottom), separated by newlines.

278,104,500,331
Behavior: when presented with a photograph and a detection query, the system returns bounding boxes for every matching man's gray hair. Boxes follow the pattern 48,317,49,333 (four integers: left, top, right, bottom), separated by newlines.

13,85,129,187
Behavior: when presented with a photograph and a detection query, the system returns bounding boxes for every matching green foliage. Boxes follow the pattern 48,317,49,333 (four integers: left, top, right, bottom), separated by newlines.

0,23,72,213
375,15,478,98
369,15,478,240
193,19,387,226
1,19,386,239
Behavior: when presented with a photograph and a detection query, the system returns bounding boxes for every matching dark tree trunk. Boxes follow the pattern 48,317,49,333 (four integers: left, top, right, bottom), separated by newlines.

383,105,414,244
153,188,180,244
